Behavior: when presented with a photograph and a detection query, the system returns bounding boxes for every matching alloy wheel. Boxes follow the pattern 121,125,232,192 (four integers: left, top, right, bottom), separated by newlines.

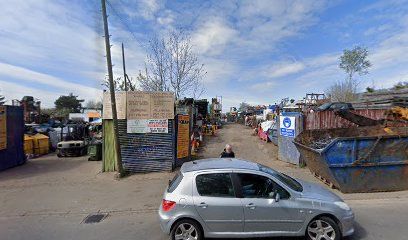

307,219,336,240
174,223,198,240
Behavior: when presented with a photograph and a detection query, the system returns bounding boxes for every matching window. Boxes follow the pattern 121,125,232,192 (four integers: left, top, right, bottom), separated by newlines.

258,164,303,192
196,173,235,197
167,172,183,193
237,173,290,199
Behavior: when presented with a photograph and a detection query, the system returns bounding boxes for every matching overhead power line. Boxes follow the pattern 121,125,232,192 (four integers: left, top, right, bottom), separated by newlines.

105,0,146,48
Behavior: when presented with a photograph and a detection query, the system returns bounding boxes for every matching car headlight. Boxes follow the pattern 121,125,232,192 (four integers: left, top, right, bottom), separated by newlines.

334,201,351,211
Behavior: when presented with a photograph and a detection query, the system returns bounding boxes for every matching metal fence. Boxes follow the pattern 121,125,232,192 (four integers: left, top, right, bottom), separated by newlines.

305,109,388,130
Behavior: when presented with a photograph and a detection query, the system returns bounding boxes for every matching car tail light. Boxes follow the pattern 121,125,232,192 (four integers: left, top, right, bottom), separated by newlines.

162,199,176,212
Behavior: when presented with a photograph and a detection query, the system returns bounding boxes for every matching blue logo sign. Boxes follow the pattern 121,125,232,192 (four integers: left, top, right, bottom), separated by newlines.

280,116,296,138
283,117,291,128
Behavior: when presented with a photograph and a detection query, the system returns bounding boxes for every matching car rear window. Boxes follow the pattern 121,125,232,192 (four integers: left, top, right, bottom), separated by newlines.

167,172,183,193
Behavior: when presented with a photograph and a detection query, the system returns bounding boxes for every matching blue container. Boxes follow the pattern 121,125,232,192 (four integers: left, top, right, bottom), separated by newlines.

294,126,408,193
0,106,25,171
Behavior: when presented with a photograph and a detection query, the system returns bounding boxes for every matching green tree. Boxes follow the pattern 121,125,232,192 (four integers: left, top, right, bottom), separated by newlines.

366,87,375,93
392,81,408,90
238,102,251,112
327,46,372,102
339,46,371,86
54,93,84,113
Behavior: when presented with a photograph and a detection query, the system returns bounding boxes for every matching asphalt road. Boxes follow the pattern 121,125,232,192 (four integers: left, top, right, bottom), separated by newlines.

0,124,407,240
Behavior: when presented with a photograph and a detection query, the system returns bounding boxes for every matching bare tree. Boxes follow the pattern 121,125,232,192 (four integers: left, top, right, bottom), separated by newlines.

85,100,103,109
138,30,206,99
326,80,356,102
102,75,138,91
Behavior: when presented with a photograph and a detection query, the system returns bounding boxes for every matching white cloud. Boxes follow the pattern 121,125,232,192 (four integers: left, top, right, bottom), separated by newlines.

192,18,238,56
0,80,60,107
203,58,237,84
266,62,305,78
0,0,147,106
0,63,102,107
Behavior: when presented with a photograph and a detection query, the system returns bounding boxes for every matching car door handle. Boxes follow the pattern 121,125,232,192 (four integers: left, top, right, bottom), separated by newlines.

198,202,208,208
245,203,256,209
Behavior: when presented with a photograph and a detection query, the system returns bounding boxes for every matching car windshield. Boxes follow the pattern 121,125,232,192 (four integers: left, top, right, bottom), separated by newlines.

258,164,303,192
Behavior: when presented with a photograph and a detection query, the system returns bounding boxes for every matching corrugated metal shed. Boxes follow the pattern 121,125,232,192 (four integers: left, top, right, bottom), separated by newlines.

0,106,25,171
118,120,175,173
278,112,304,165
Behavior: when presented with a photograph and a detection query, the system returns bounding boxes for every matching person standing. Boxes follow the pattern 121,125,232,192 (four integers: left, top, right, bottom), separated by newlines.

220,144,235,158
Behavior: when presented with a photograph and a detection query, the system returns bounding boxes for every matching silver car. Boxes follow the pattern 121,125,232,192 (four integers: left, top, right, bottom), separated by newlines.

159,158,354,240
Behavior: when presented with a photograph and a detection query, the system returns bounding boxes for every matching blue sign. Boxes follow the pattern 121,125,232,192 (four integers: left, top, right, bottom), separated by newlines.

283,117,291,128
280,116,296,138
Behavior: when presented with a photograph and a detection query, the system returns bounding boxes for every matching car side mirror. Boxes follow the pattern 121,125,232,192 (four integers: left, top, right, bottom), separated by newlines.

275,193,280,202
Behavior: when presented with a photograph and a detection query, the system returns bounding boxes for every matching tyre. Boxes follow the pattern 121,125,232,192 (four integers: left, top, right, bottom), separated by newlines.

306,216,341,240
170,219,203,240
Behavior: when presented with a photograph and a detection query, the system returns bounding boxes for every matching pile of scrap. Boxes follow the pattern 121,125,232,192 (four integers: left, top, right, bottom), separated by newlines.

386,106,408,121
353,88,408,109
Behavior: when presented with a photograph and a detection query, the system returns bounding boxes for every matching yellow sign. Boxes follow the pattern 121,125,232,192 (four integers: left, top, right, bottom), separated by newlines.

177,115,190,159
0,106,6,150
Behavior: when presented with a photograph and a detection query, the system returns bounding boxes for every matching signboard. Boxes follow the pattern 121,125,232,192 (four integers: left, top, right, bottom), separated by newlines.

280,116,296,137
126,91,151,119
127,91,174,120
127,119,168,133
150,92,175,119
0,106,6,150
102,92,127,119
177,115,190,159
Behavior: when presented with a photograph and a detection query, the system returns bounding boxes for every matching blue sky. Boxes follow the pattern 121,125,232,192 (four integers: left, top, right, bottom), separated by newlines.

1,0,408,110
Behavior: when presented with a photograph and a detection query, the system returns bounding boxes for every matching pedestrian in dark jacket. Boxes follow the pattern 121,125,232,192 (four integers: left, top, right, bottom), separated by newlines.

220,144,235,158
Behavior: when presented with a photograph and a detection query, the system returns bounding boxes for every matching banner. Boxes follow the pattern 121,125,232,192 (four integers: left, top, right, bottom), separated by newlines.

127,119,168,133
0,106,6,150
177,115,190,159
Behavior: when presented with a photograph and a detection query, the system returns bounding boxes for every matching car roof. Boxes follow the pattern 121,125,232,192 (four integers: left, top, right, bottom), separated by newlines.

180,158,260,173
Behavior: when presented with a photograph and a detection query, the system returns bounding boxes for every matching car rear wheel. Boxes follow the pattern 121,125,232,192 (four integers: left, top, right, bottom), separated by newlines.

306,216,341,240
171,219,203,240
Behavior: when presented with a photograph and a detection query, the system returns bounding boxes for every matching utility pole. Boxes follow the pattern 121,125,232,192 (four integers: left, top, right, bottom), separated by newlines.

101,0,124,177
122,43,128,91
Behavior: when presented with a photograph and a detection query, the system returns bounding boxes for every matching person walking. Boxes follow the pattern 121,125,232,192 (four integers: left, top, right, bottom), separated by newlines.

220,144,235,158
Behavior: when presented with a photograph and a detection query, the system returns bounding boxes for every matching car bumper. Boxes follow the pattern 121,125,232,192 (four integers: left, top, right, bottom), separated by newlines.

341,212,355,237
158,208,173,235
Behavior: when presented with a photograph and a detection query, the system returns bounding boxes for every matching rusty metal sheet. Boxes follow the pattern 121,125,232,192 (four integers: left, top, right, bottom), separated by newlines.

304,109,403,130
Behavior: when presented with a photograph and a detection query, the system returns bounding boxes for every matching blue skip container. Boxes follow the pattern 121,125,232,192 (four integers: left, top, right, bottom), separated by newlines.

294,126,408,193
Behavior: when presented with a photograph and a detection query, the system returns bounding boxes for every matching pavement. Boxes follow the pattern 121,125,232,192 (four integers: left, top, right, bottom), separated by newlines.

0,123,407,240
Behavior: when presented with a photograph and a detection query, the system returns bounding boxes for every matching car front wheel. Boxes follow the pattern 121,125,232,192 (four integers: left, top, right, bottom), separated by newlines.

171,219,203,240
306,216,341,240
